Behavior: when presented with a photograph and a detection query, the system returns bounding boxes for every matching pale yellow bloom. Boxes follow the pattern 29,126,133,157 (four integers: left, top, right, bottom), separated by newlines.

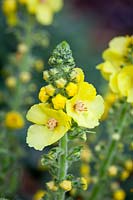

59,180,72,191
108,165,118,177
33,190,46,200
103,36,130,66
124,160,133,172
5,111,24,129
96,61,120,80
17,43,28,54
5,76,17,88
2,0,16,14
110,65,133,103
26,103,71,150
19,71,31,83
26,0,63,25
120,170,130,181
113,189,126,200
66,82,104,128
34,60,44,72
65,82,78,97
46,181,58,191
52,94,67,110
80,146,92,162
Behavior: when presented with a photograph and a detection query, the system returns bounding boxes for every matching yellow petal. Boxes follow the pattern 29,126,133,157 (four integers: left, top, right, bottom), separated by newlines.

117,71,131,96
77,82,96,101
48,0,63,12
103,49,123,66
26,104,47,125
127,88,133,103
109,36,127,54
109,74,119,93
36,5,53,25
26,123,68,151
26,0,38,13
66,95,104,129
96,61,119,80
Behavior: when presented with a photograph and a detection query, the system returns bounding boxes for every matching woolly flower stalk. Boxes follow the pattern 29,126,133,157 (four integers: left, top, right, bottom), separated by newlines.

26,41,104,151
97,35,133,103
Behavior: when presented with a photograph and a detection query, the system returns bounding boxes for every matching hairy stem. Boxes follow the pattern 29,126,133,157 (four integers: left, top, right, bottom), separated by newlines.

57,134,68,200
89,103,129,200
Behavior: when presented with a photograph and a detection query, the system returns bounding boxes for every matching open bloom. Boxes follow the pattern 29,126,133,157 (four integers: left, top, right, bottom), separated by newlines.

26,0,63,25
66,82,104,128
26,103,71,150
96,61,120,81
110,65,133,103
103,36,131,66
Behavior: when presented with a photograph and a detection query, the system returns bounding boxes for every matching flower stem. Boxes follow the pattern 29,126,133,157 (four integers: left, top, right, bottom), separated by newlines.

57,133,68,200
89,103,129,200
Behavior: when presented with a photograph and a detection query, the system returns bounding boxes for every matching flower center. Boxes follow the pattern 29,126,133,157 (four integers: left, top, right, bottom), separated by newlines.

74,101,87,112
47,118,58,130
39,0,46,3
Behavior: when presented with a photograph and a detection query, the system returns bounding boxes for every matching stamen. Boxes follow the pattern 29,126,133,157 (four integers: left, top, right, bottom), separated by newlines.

47,118,58,130
74,101,87,112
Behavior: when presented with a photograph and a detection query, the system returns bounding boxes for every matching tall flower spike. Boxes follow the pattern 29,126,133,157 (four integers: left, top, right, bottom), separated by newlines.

48,41,75,68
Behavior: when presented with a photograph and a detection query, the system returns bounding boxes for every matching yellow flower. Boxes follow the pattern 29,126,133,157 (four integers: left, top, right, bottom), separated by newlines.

80,146,92,162
26,0,63,25
80,177,88,191
108,165,118,177
65,82,78,97
110,65,133,103
48,0,63,12
5,111,24,129
6,13,17,26
45,84,55,96
5,76,17,88
59,180,72,191
43,70,50,81
17,43,28,54
38,87,49,103
55,78,67,88
52,94,67,110
19,71,31,83
66,82,104,128
26,103,71,150
120,170,130,181
33,190,46,200
80,164,90,176
2,0,17,14
124,160,133,172
96,61,119,80
34,60,44,72
70,68,84,83
103,36,129,66
46,181,58,191
113,189,126,200
101,91,117,120
36,4,53,25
